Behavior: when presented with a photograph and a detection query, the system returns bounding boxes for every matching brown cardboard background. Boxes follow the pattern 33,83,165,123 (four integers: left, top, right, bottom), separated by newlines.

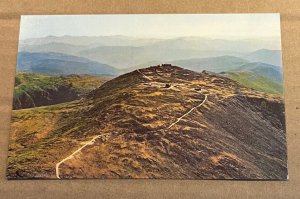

0,0,299,198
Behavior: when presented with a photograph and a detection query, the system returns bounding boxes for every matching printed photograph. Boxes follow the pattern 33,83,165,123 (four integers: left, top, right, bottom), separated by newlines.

7,14,287,179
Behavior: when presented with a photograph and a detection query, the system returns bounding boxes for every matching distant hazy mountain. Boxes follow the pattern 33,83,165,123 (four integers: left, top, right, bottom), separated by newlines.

19,36,282,69
170,56,249,73
167,55,282,84
20,35,163,47
20,35,281,51
243,49,282,66
17,52,118,75
18,42,87,55
149,37,280,52
79,45,246,68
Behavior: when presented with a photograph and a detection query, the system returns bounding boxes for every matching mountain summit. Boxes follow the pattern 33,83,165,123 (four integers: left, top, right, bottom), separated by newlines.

8,65,287,179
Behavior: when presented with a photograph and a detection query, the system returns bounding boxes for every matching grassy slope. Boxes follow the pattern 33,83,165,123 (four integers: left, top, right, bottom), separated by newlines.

13,72,111,109
232,62,283,83
15,73,63,97
8,100,85,178
222,71,283,95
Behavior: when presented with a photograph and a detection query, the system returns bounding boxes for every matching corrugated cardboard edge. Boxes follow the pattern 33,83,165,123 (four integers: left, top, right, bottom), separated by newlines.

0,0,299,198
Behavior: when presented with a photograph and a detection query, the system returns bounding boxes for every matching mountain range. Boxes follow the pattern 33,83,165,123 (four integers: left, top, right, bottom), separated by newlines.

243,49,282,66
19,35,282,68
16,35,283,95
17,52,118,75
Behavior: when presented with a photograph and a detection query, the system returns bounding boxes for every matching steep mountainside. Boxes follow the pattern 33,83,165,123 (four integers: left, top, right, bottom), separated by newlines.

13,73,111,109
8,65,287,179
17,52,118,75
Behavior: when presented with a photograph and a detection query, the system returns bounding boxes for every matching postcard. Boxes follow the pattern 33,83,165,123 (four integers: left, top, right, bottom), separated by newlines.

7,14,287,179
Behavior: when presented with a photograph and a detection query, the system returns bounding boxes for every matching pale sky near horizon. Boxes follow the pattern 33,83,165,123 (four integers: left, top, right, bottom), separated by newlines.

19,14,281,40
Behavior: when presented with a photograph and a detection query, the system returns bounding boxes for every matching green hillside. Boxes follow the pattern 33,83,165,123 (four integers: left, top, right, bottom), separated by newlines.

222,71,283,95
233,62,282,83
13,72,111,109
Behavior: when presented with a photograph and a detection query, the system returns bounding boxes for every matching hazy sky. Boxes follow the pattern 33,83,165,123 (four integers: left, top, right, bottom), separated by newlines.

19,14,281,40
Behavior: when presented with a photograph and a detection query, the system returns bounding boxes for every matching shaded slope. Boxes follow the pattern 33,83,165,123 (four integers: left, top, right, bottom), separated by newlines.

7,65,287,179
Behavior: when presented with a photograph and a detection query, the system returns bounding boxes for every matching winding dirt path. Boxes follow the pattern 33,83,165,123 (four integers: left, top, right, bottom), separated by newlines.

138,68,209,129
55,69,208,179
167,94,208,129
56,134,107,179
